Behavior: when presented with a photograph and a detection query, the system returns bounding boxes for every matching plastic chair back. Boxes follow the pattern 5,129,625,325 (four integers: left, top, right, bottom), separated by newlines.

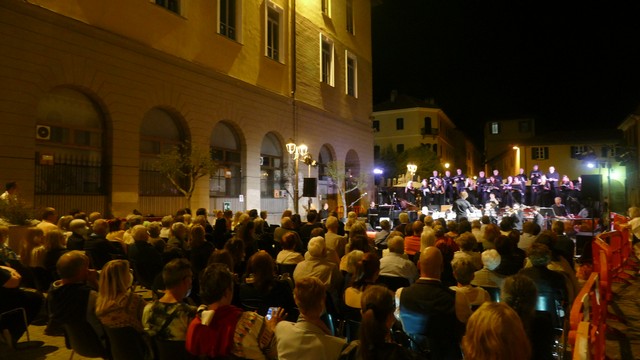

63,322,108,358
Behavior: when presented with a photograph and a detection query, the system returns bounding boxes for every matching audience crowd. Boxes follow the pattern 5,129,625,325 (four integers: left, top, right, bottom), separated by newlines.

0,203,586,359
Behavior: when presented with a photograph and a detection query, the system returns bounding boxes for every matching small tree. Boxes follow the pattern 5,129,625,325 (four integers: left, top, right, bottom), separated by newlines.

325,161,368,219
155,142,218,209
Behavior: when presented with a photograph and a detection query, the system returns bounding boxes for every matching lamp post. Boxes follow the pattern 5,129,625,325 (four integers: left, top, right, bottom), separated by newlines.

407,164,417,181
286,138,308,214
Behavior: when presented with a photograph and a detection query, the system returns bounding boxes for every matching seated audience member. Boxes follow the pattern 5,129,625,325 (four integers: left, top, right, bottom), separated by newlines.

36,207,59,235
128,225,163,289
344,252,380,309
236,220,259,261
531,232,579,303
419,226,437,251
20,227,45,268
189,225,214,282
274,217,302,252
453,232,483,271
0,226,18,264
57,215,74,237
373,219,391,248
471,249,506,289
88,212,102,226
159,216,173,240
342,285,417,360
95,259,147,332
43,229,68,279
66,219,89,251
518,220,540,251
167,222,189,256
393,212,410,235
435,227,460,287
396,247,469,359
404,221,424,257
481,223,500,250
325,216,348,258
293,237,343,296
461,302,531,360
240,252,296,319
122,215,144,245
276,232,304,265
470,220,485,250
85,219,124,270
518,243,568,321
344,211,358,234
147,222,166,253
0,263,44,347
551,220,576,269
47,251,101,337
186,263,282,359
450,258,491,316
502,275,555,360
378,236,418,284
340,234,371,273
106,218,125,245
275,277,346,360
224,238,247,277
143,258,196,341
298,210,324,249
494,232,526,276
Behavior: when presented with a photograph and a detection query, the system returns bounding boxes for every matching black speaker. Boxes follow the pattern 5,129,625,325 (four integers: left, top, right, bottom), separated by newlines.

581,174,602,200
302,178,317,197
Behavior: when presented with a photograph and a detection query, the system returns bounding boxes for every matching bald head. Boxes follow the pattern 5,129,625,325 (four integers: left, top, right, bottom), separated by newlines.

418,246,443,279
57,250,90,281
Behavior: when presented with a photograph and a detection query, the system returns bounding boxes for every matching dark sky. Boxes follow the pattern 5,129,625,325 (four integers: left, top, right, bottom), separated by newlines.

372,1,640,146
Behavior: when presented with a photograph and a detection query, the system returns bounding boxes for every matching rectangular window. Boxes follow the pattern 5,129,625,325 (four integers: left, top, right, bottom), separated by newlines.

396,144,404,153
374,145,380,160
531,147,549,160
518,120,531,132
372,120,379,132
396,118,404,130
571,145,589,159
320,34,334,86
322,0,330,16
266,3,283,62
490,122,500,134
346,51,357,97
219,0,238,41
346,0,354,34
155,0,180,14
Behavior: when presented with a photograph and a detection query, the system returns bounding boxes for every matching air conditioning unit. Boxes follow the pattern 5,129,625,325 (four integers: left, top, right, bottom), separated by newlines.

36,125,51,140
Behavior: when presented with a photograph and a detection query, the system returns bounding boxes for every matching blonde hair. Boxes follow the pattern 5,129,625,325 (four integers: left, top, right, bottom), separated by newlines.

629,207,640,219
462,302,531,360
294,277,326,316
20,227,44,266
96,259,132,313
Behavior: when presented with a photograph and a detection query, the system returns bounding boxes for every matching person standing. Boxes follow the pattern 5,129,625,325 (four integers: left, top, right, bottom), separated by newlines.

529,165,542,206
476,171,489,205
430,171,444,207
443,170,454,205
453,169,467,198
453,191,473,222
514,168,527,205
546,166,560,201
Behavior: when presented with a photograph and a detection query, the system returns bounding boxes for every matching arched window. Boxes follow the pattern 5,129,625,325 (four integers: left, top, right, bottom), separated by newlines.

318,144,334,181
35,88,105,195
260,133,283,198
210,122,241,197
139,108,185,196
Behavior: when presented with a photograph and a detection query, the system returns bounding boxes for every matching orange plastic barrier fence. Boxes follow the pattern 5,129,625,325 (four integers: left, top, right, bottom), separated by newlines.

569,262,607,359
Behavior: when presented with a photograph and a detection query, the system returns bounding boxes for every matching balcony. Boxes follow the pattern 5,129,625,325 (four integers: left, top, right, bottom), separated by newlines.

421,127,439,136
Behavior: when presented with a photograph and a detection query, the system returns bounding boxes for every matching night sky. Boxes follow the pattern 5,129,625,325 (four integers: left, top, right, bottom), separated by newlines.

372,1,640,146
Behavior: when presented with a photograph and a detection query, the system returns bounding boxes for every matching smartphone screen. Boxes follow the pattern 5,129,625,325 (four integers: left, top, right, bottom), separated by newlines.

266,307,277,320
